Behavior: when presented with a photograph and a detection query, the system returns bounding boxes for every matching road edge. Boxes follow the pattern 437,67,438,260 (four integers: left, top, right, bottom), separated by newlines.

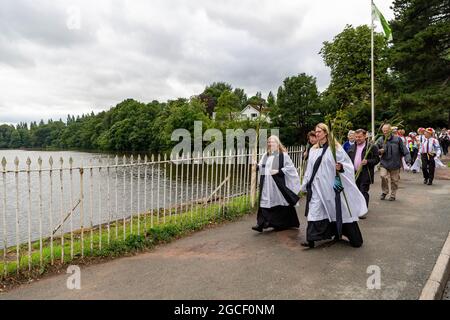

419,232,450,300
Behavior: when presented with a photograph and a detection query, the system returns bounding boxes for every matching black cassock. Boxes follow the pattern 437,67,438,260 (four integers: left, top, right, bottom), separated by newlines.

256,152,300,230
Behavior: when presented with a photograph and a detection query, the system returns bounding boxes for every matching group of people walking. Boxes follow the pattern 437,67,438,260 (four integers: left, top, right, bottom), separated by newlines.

251,123,448,250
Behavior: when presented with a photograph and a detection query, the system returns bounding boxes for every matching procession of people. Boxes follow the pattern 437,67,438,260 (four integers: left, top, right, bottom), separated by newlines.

251,123,449,250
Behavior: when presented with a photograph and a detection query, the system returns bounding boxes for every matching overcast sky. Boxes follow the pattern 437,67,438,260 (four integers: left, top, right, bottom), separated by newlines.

0,0,394,125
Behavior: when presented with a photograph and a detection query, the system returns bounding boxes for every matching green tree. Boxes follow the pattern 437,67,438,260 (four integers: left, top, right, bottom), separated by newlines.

320,24,390,108
233,88,248,109
271,73,320,145
215,90,241,122
0,125,14,148
390,0,450,127
160,98,211,151
246,91,266,109
199,82,233,117
267,91,276,110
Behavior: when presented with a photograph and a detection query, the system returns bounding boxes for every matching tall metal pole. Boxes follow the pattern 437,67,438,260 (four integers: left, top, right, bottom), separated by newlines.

371,0,375,141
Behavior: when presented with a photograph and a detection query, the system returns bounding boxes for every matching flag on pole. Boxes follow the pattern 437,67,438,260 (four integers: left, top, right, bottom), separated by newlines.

372,1,393,41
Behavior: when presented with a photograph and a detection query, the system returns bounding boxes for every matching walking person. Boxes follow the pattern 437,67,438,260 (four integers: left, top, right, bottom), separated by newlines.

376,124,411,201
407,132,419,169
300,123,367,249
252,136,301,232
438,128,449,156
397,128,410,171
303,131,317,161
420,128,441,185
346,129,379,210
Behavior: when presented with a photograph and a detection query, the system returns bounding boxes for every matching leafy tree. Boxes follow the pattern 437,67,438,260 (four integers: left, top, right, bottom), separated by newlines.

246,91,266,110
320,25,390,109
199,82,233,117
271,73,320,145
267,91,276,110
233,88,248,109
215,90,241,122
390,0,450,127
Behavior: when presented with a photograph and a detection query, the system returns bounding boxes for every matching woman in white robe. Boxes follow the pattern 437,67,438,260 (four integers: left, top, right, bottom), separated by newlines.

300,123,368,248
252,136,301,232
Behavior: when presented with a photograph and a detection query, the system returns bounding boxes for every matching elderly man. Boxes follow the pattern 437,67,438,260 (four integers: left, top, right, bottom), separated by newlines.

376,124,411,201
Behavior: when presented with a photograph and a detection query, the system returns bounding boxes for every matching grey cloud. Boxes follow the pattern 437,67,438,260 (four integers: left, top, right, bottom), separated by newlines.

0,0,394,124
0,35,36,68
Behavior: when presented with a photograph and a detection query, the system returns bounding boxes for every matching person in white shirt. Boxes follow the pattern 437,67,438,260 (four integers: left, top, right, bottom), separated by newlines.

420,128,442,185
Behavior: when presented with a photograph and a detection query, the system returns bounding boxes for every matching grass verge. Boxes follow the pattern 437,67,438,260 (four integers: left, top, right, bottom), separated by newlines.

0,196,254,288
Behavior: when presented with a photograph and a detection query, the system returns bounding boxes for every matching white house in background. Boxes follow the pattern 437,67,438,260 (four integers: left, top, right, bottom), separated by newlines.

240,105,271,123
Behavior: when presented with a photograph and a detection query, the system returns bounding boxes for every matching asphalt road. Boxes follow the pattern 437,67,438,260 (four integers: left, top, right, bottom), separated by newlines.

1,166,450,300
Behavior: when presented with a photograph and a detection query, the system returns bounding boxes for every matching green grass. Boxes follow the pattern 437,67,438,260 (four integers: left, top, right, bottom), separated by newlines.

0,196,254,281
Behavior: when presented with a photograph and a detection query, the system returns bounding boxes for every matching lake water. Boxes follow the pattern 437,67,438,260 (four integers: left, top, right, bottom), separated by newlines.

0,149,253,247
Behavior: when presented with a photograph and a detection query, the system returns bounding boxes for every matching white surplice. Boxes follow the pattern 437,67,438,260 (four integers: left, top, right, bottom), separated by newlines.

258,152,301,208
300,145,368,222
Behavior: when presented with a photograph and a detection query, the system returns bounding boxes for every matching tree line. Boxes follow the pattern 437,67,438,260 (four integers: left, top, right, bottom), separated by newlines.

1,0,448,151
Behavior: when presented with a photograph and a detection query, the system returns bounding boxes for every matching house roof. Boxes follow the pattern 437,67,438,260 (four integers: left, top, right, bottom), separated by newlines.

241,105,260,114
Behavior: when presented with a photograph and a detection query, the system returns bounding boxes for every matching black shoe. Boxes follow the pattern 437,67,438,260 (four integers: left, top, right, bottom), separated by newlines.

380,193,387,200
388,196,396,201
424,179,428,184
427,180,433,185
301,241,315,248
252,225,263,232
412,170,417,173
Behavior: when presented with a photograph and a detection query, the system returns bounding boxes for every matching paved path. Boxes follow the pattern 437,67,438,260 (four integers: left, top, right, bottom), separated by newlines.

1,166,450,300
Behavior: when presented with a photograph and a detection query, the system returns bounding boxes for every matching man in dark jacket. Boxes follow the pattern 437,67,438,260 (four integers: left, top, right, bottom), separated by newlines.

376,124,411,201
347,129,379,209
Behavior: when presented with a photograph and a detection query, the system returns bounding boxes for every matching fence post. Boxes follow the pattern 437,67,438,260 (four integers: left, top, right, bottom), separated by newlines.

49,157,54,265
137,155,141,235
26,157,32,272
2,157,7,277
59,157,64,263
38,157,43,268
250,145,257,208
79,160,85,258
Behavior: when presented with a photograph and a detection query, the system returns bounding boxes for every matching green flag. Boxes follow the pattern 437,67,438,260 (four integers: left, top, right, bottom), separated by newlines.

372,1,393,41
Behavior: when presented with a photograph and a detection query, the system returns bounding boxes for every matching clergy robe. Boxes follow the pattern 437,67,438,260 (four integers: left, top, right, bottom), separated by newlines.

300,144,367,247
256,151,301,230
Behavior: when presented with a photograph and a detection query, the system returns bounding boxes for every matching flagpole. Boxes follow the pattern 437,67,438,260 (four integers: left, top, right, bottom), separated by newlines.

371,0,375,142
